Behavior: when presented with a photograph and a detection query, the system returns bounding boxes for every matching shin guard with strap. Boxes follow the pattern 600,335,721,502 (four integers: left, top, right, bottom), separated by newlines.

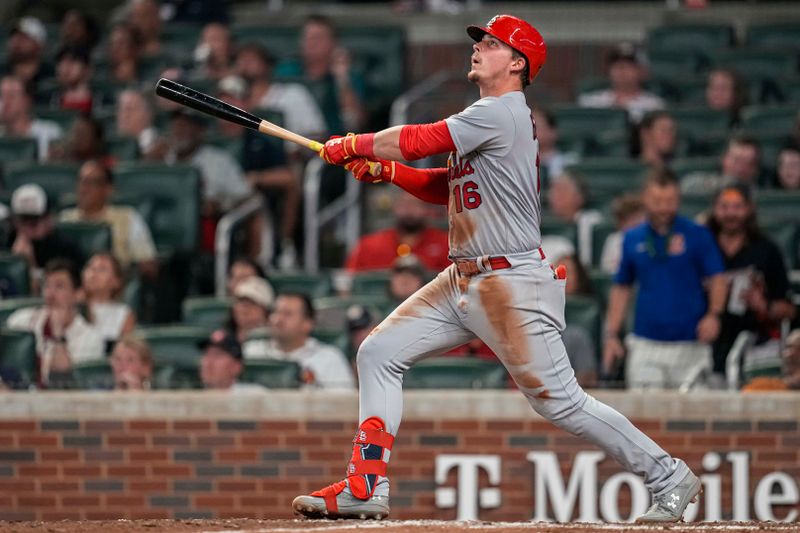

347,417,394,500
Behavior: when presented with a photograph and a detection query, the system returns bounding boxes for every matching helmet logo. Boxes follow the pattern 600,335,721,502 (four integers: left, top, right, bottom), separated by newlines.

486,15,499,28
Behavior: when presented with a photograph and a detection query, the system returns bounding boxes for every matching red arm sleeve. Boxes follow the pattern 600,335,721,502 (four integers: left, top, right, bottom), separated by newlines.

399,120,457,160
390,163,450,205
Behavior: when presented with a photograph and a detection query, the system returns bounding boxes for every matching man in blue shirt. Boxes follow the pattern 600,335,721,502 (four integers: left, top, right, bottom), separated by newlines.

603,169,728,388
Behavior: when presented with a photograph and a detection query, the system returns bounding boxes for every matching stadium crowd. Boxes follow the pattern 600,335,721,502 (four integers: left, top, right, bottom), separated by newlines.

0,1,797,392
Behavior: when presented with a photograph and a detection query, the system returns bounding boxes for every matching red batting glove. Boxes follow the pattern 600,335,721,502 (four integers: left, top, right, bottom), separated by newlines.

319,133,375,166
344,158,394,183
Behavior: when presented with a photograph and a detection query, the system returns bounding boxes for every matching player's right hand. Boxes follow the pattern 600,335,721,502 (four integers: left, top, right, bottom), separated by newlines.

319,134,357,165
345,157,393,183
602,337,625,374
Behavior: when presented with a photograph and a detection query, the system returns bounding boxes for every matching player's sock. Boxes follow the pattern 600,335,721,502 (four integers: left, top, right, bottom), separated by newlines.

346,417,393,500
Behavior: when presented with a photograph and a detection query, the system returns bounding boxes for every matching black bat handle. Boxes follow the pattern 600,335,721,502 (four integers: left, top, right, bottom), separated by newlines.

154,78,262,131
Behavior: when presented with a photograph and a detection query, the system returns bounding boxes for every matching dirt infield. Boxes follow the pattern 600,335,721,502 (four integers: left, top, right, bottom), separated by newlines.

0,520,796,533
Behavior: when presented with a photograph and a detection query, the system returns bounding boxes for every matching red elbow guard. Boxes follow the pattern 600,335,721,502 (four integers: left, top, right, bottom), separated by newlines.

399,121,456,160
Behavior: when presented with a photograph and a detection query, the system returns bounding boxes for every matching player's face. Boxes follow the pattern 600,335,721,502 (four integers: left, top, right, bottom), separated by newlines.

643,183,680,230
468,35,520,85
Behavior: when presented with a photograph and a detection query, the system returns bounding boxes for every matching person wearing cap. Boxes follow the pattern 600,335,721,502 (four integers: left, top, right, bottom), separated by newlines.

245,292,355,390
707,183,795,380
5,17,51,88
388,254,427,304
60,160,157,274
216,75,299,270
227,276,274,344
604,167,728,390
199,328,264,391
162,108,251,251
6,258,104,389
52,45,94,114
0,75,63,162
234,43,327,145
9,183,83,290
578,42,664,124
116,89,159,157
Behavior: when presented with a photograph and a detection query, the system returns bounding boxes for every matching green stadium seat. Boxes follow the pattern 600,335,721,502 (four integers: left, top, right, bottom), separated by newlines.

0,138,37,167
568,159,647,196
747,23,800,51
680,193,714,218
0,254,30,296
55,222,112,260
313,296,389,331
778,77,800,104
575,77,609,97
135,325,209,367
565,295,602,356
312,328,349,354
540,217,578,252
161,23,203,57
669,107,731,139
740,105,799,135
761,221,798,270
351,270,392,298
404,357,507,389
207,135,244,161
114,164,201,252
33,107,79,131
649,49,702,78
671,157,719,180
182,297,232,329
72,359,114,390
232,25,300,58
0,297,41,325
553,107,629,138
647,24,734,53
269,272,331,299
4,163,79,206
590,221,616,268
712,49,797,82
152,364,202,390
241,359,301,389
106,136,139,161
339,26,406,113
0,328,37,388
756,190,800,224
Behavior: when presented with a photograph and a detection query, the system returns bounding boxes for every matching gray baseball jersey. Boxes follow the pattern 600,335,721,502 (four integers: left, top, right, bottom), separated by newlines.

444,91,541,259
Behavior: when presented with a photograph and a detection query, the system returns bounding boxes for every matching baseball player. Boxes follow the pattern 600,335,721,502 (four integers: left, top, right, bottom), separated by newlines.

293,15,700,522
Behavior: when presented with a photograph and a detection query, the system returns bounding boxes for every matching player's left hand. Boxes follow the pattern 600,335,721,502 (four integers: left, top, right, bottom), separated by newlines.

344,157,392,183
319,134,358,166
696,313,721,343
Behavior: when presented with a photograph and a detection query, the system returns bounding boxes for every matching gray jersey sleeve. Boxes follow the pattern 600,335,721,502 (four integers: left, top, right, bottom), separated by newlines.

445,97,515,158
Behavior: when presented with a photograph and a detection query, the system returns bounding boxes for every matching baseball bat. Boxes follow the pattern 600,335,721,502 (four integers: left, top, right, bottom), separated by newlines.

154,78,380,175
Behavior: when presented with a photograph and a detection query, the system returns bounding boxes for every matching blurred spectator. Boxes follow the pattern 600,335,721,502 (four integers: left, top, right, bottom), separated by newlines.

741,329,800,392
346,304,377,361
128,0,163,57
81,253,137,345
107,23,142,85
681,136,761,195
10,184,83,290
49,114,112,165
389,254,426,304
200,329,264,391
6,259,104,388
60,160,157,274
53,46,94,114
638,110,676,169
234,43,326,147
276,15,367,133
244,292,355,389
110,333,152,390
578,42,664,124
116,89,159,156
532,107,578,187
0,75,63,161
162,109,251,250
707,184,795,379
345,190,449,273
58,9,100,52
705,68,748,125
226,256,266,296
216,75,299,269
160,0,229,24
226,276,274,344
603,169,727,389
5,17,51,89
546,171,603,266
600,192,645,275
191,23,234,82
776,145,800,190
553,252,598,388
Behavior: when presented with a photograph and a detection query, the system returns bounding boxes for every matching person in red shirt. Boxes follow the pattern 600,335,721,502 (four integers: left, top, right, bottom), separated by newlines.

345,190,449,272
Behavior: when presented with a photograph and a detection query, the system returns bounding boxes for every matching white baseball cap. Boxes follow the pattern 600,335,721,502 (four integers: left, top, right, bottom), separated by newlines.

11,17,47,48
234,276,275,310
11,184,48,217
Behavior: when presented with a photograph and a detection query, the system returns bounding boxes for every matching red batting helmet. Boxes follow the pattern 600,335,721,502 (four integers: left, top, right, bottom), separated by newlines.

467,14,547,82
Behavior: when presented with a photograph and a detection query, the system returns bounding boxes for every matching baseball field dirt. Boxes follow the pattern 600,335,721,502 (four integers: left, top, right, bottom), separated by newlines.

0,520,797,532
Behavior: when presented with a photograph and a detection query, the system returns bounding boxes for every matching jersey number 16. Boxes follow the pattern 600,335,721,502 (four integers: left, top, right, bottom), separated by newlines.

452,181,482,213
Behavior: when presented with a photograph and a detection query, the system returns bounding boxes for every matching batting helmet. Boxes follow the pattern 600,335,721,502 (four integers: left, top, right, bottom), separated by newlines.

467,14,547,82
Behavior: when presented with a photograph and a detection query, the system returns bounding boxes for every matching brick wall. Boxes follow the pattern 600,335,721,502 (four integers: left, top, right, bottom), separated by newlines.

0,392,798,522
